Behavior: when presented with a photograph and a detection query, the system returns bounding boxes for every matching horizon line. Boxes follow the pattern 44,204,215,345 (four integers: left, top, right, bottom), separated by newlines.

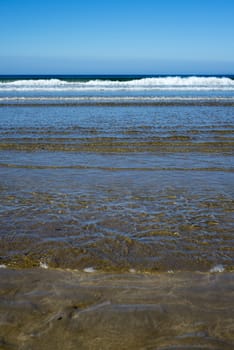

0,73,233,76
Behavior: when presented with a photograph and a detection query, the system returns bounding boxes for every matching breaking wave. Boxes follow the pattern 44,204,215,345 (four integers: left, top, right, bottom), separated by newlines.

0,76,234,91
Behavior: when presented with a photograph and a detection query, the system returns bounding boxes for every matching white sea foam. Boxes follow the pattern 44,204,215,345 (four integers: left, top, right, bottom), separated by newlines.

129,268,136,273
3,79,66,86
0,96,233,102
209,264,225,273
39,261,49,269
83,267,96,273
0,264,7,268
0,76,233,92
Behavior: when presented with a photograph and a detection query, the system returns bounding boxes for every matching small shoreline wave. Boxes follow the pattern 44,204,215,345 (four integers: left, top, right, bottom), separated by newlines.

1,96,234,101
1,262,230,274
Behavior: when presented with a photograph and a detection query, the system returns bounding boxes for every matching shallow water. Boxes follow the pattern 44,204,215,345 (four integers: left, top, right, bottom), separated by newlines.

0,104,233,271
0,76,233,349
0,269,233,350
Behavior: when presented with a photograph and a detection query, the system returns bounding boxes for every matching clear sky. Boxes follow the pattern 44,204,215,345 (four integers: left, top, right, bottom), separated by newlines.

0,0,234,74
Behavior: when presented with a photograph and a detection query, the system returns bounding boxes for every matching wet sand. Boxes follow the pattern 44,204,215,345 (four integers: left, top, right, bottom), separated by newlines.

0,268,233,350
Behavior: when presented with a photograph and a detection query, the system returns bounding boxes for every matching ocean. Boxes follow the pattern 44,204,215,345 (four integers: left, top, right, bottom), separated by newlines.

0,74,234,105
0,75,233,349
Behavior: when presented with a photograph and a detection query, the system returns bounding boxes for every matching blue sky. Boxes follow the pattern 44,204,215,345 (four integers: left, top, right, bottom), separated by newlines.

0,0,234,74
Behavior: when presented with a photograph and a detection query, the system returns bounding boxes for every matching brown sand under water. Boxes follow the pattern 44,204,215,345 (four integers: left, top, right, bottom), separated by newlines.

0,268,233,350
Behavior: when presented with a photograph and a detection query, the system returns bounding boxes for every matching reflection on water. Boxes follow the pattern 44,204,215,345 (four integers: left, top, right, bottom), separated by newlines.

0,105,233,271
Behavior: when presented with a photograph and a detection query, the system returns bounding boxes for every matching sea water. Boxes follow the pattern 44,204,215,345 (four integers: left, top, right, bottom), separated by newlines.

0,75,233,271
